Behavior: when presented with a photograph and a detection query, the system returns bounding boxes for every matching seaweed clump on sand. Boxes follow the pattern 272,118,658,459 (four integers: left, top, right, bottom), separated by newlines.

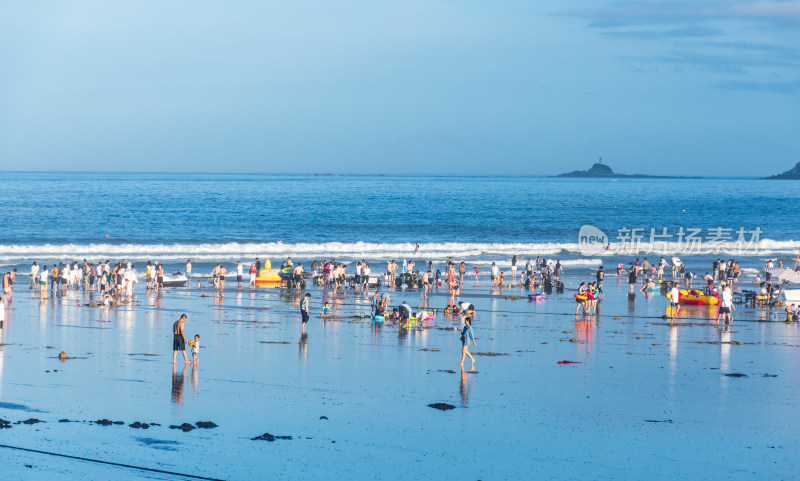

251,433,293,442
95,419,123,426
170,423,196,432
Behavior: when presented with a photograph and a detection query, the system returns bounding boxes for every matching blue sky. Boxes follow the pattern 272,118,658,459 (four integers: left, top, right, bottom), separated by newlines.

1,0,798,175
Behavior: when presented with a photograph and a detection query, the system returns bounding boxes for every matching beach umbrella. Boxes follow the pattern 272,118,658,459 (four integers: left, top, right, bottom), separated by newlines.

765,267,800,284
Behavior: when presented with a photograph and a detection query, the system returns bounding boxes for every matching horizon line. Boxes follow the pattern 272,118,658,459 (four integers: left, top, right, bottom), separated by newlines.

0,169,773,180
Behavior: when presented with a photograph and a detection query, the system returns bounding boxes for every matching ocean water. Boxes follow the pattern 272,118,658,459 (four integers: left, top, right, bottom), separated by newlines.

1,172,798,271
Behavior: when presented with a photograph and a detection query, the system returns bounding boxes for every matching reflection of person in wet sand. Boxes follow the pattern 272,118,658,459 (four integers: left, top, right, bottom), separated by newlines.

299,332,308,359
0,293,5,344
172,364,186,404
458,317,476,368
172,314,190,364
460,365,471,406
190,364,199,396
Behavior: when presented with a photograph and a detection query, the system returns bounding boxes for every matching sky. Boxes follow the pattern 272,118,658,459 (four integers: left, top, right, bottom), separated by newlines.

0,0,798,176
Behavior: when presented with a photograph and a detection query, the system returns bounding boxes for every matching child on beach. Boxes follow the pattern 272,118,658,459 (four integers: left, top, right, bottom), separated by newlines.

321,301,332,317
190,334,200,364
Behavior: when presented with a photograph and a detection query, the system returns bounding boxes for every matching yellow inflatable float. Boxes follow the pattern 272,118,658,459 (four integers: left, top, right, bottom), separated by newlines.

254,260,284,288
667,289,720,306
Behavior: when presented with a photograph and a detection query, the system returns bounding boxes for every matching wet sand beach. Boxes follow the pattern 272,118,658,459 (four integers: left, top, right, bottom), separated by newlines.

0,273,798,480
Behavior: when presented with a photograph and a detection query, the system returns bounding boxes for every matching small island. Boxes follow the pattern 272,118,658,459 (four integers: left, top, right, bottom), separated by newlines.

765,162,800,179
556,159,697,179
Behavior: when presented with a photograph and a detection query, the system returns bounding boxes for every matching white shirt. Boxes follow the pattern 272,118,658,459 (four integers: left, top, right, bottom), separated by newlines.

356,264,362,275
363,266,371,276
41,270,49,283
491,265,499,276
0,302,4,322
237,264,243,276
31,265,39,276
722,288,733,308
670,287,680,302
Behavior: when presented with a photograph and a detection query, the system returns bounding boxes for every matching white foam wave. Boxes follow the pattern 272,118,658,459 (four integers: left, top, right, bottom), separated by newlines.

0,239,795,264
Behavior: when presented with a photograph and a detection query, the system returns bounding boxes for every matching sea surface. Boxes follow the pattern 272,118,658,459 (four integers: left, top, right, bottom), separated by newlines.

1,172,798,272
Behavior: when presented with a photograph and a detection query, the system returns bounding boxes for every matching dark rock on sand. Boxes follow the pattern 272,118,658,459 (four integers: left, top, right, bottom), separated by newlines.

195,421,217,428
251,432,293,441
59,419,72,423
0,419,12,428
22,418,42,424
169,423,196,432
319,416,328,420
428,403,456,411
130,421,151,429
725,373,748,377
95,419,118,426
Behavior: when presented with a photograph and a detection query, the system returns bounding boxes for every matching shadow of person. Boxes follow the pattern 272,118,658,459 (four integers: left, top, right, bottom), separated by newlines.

171,364,187,404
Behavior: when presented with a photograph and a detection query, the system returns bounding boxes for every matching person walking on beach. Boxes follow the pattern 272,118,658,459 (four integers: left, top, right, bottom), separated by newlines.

421,270,431,299
172,314,190,364
300,293,310,334
154,263,164,293
39,265,48,297
490,262,499,287
458,317,476,368
669,283,681,321
236,261,243,288
30,262,39,288
716,282,734,324
218,264,228,290
628,265,638,293
186,260,192,281
3,269,16,298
